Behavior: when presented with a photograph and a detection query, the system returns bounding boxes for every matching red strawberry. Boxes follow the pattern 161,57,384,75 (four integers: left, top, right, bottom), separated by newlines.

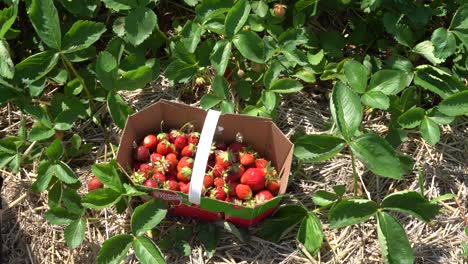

157,132,168,141
177,167,192,182
223,67,230,78
153,172,166,184
229,142,245,154
226,164,245,182
156,140,171,155
255,159,268,169
235,184,252,200
174,133,188,150
228,182,238,196
168,143,177,154
179,182,190,193
214,177,225,188
212,187,227,200
144,179,158,188
143,134,158,149
135,146,150,161
203,174,214,188
239,152,255,167
168,129,180,143
139,163,153,177
181,144,196,157
165,153,178,168
240,168,266,191
151,153,163,163
178,157,194,171
225,197,234,203
188,132,200,145
212,164,225,178
266,180,280,195
165,180,180,191
215,142,227,151
215,150,233,168
255,190,274,203
88,177,103,191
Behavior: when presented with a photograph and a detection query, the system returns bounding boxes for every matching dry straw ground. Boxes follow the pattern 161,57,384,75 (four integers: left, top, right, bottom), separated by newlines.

1,79,467,263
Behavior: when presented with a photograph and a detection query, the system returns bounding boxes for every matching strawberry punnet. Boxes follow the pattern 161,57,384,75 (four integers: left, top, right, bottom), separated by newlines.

240,168,266,191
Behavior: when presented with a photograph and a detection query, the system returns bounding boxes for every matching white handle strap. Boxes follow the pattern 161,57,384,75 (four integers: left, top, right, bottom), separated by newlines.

188,110,221,204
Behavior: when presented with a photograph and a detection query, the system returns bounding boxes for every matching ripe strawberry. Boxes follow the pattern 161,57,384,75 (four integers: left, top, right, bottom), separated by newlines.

273,4,286,17
139,163,154,177
255,190,274,203
215,150,233,168
151,153,163,163
181,144,196,157
177,157,194,171
165,153,179,168
255,159,268,169
144,179,158,188
157,132,168,141
235,184,252,200
168,143,177,154
153,172,166,184
212,187,227,200
214,177,225,188
225,197,234,203
223,67,230,78
168,129,180,143
177,167,192,182
203,174,214,188
179,182,190,193
188,132,200,145
239,152,255,167
143,134,158,149
226,163,245,183
212,164,225,178
174,133,188,150
88,177,103,191
135,146,150,161
228,182,238,196
156,140,171,155
165,180,180,191
229,142,245,154
266,180,280,195
241,168,266,191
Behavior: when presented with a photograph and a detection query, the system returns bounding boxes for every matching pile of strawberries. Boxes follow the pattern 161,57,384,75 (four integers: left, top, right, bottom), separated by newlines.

129,124,280,207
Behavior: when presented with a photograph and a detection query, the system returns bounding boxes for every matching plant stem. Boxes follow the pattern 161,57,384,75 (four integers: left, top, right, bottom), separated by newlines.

59,53,94,107
350,150,358,198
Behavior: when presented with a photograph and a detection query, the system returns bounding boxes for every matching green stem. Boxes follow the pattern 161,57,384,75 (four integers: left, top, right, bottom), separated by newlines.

350,150,358,198
59,53,94,106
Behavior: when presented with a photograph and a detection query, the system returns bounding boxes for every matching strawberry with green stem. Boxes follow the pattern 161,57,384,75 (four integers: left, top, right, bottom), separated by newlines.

177,167,192,182
235,184,252,200
241,168,266,191
215,150,234,168
181,143,196,157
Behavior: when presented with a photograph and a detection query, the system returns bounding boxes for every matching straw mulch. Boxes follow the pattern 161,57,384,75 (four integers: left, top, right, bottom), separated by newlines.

1,79,467,263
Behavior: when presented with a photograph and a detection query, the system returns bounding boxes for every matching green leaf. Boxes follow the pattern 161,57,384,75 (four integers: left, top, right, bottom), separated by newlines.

45,139,64,160
195,0,233,21
449,4,468,46
431,28,456,59
293,134,346,162
26,0,61,49
212,75,228,98
14,51,59,85
32,160,54,192
132,199,167,236
297,212,323,256
377,212,414,264
412,41,445,65
180,21,202,53
123,184,147,197
92,161,124,193
125,7,157,46
269,78,303,93
344,60,369,94
107,91,134,129
97,234,134,264
349,133,404,179
381,191,440,222
383,12,414,47
133,236,166,264
62,188,84,215
252,0,268,17
0,5,18,39
232,31,265,63
257,205,307,242
64,218,86,249
438,90,468,116
361,91,389,110
210,40,232,76
430,193,457,204
57,0,98,18
200,94,222,109
101,0,138,11
397,107,425,129
222,221,250,243
368,70,410,95
318,31,345,58
0,40,14,79
312,190,338,207
332,185,346,197
117,66,153,91
261,90,277,113
96,51,118,90
165,59,197,83
82,188,122,209
330,82,363,140
293,68,316,83
307,50,324,65
44,207,79,225
220,101,234,113
263,60,285,88
225,0,250,38
196,222,219,258
62,20,106,53
48,182,62,208
414,65,465,99
420,117,440,145
427,108,455,125
54,161,79,184
329,199,378,229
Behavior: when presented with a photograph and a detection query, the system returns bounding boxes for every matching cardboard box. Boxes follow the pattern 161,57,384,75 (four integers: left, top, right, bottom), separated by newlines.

116,100,293,227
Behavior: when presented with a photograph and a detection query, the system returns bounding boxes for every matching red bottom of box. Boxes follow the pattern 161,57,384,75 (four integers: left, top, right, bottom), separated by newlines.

168,204,277,227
